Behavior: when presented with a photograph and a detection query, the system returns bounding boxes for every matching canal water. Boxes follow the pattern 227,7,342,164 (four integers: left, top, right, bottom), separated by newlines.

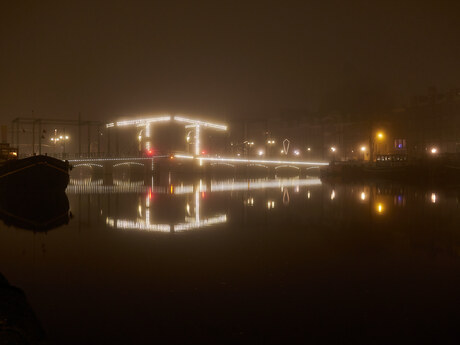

1,175,459,344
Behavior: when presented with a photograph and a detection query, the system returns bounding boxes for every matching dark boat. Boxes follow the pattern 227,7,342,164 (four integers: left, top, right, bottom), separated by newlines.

0,154,70,192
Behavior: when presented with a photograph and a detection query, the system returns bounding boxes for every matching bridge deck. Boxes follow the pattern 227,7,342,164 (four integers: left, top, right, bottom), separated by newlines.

68,154,329,167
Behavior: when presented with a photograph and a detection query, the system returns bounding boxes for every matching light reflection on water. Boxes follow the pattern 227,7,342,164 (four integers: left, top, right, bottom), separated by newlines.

1,175,460,344
68,177,322,233
63,176,460,243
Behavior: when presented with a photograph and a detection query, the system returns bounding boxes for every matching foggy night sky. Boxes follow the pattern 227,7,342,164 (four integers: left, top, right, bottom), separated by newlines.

1,0,459,123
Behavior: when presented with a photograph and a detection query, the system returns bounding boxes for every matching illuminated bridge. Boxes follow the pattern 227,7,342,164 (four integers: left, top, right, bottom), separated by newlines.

67,115,328,179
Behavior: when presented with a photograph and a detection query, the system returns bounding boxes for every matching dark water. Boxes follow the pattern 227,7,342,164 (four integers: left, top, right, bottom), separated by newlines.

1,175,460,344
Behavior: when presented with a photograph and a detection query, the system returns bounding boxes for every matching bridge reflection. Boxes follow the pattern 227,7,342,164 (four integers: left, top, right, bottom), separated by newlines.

106,182,228,233
67,177,322,233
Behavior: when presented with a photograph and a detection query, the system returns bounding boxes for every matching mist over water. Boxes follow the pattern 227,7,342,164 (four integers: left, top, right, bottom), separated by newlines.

1,173,459,344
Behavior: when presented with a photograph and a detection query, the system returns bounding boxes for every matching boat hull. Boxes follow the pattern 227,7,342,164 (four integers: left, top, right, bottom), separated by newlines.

0,155,70,191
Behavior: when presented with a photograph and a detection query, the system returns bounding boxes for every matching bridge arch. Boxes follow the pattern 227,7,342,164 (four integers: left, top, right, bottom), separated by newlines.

210,162,236,168
73,163,104,169
249,163,269,169
113,162,145,168
274,165,300,170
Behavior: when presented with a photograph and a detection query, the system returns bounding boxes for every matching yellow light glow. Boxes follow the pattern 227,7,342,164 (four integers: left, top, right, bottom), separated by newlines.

331,190,335,200
361,146,366,152
377,132,384,140
360,192,366,200
376,203,384,214
331,147,336,152
431,193,437,203
431,148,438,154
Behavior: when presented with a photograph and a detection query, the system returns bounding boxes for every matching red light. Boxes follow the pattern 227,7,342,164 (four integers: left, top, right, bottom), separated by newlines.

146,149,154,156
201,150,206,155
201,192,205,198
148,188,153,200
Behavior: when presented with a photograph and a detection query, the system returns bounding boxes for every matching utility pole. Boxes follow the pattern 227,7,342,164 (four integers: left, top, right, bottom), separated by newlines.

78,112,82,156
87,122,91,156
32,111,35,154
97,125,101,157
38,119,42,155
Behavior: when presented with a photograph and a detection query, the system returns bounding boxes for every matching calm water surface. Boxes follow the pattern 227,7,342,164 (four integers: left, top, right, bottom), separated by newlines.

1,175,459,344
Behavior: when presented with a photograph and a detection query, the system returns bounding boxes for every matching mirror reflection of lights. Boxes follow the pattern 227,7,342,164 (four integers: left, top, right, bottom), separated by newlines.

307,190,311,199
67,179,321,195
107,188,227,233
210,178,321,192
267,200,275,209
174,185,194,194
431,193,437,203
330,190,335,200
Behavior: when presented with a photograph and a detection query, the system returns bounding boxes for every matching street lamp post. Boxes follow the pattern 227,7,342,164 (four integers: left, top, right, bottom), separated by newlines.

330,146,337,162
360,146,366,161
267,139,275,157
370,131,385,162
243,141,254,156
50,129,70,157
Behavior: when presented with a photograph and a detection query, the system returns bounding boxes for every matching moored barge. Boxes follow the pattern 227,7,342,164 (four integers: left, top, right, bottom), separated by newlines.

0,144,70,191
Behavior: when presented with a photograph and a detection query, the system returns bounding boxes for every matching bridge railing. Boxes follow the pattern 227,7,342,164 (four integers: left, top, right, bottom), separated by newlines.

18,152,146,160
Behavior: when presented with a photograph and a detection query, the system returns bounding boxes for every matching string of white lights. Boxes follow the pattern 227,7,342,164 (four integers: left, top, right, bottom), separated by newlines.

116,116,171,127
199,157,329,166
210,178,322,192
105,215,227,232
173,116,227,130
174,215,227,231
105,115,226,130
